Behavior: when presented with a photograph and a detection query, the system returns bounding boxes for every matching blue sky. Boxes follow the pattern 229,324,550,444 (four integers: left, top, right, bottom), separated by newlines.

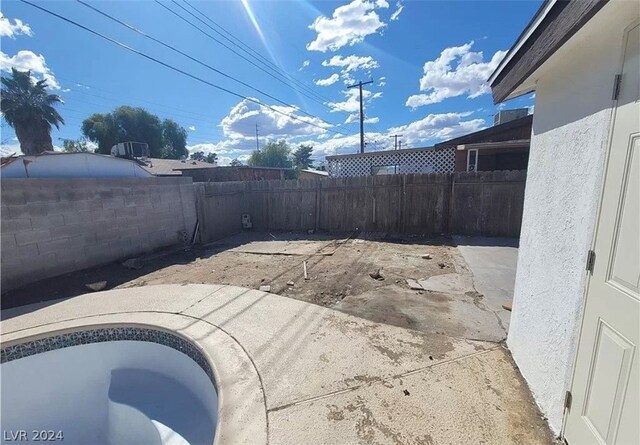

1,0,540,165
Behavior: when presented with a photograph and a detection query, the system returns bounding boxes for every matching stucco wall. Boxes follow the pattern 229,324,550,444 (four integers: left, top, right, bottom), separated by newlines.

1,177,196,292
507,2,636,434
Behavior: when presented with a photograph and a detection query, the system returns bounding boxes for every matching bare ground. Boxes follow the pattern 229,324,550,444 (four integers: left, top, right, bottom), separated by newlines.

2,231,506,342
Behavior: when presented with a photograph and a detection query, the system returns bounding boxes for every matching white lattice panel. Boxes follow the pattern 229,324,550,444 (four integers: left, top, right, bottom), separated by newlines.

327,147,455,177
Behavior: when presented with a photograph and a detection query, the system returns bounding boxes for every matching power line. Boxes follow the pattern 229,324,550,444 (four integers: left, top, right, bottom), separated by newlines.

390,134,403,150
57,75,225,123
161,0,361,133
182,0,332,104
75,0,334,127
175,0,331,105
20,0,352,139
155,0,329,108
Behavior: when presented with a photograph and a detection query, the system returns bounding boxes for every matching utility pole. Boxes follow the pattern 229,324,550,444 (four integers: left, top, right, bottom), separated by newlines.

347,79,374,153
390,134,403,150
390,134,403,174
255,123,259,151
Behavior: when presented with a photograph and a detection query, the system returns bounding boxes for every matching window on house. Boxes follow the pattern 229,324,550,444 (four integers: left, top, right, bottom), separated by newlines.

467,149,478,172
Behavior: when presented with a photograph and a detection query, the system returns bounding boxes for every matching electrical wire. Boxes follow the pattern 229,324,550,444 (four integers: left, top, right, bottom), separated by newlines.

75,0,335,127
181,0,333,103
20,0,354,139
155,0,330,107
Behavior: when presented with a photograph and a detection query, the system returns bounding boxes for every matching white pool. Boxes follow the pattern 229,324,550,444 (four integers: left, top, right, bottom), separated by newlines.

1,330,218,445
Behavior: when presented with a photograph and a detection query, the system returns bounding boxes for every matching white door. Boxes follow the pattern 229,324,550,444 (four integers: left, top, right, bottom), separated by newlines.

564,22,639,445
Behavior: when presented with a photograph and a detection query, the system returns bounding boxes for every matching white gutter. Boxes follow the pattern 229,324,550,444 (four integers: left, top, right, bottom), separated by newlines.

488,0,557,85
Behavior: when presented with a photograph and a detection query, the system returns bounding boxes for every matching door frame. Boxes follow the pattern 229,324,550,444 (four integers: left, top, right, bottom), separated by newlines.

560,18,640,440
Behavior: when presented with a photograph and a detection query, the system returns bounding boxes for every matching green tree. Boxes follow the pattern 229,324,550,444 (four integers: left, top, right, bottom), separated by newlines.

230,158,243,167
62,138,91,152
292,144,313,169
190,151,205,161
205,152,217,164
0,68,64,155
81,112,118,155
190,151,217,164
248,140,292,168
82,106,186,158
161,119,188,159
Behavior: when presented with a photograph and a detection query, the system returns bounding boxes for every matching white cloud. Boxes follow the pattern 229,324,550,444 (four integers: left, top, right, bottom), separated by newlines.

188,126,196,131
322,54,379,73
0,143,21,156
390,1,404,21
344,114,379,124
0,13,32,39
299,60,310,71
222,98,329,139
341,72,355,85
187,141,251,166
378,76,386,87
185,98,335,165
307,0,387,52
405,41,506,108
184,110,486,164
0,50,61,89
327,87,382,113
315,73,340,86
389,112,485,146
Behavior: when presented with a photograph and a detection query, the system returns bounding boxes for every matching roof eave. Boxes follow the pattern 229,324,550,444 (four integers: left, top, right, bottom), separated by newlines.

489,0,609,104
488,0,557,86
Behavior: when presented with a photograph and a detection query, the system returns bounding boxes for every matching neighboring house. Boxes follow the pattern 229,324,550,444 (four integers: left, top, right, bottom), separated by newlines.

489,1,638,442
326,146,455,177
0,152,152,178
326,109,531,177
434,113,532,172
298,168,329,180
177,166,290,182
138,158,217,177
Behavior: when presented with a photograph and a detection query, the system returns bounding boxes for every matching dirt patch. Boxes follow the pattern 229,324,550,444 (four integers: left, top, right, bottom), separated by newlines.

1,231,503,340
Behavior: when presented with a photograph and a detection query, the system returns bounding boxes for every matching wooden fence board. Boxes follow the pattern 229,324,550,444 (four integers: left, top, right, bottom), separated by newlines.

194,170,527,241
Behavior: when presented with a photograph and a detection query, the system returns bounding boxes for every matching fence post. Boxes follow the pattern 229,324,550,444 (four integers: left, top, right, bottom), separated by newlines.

448,173,456,235
401,175,407,233
315,180,321,231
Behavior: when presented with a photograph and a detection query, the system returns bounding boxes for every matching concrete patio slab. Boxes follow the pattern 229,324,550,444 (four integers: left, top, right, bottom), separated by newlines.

0,284,226,332
417,272,474,294
269,348,552,445
453,236,519,331
181,286,490,409
1,284,553,445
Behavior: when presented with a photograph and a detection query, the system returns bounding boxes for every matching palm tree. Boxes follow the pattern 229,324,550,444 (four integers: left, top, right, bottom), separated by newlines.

1,68,64,155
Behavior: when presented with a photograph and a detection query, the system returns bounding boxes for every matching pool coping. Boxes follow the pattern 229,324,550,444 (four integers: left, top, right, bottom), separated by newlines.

0,313,268,445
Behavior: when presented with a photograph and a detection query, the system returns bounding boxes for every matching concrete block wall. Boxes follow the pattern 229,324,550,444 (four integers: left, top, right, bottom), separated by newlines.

1,177,196,291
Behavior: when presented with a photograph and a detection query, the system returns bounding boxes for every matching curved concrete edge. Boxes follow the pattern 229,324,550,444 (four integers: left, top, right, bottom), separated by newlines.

0,311,268,445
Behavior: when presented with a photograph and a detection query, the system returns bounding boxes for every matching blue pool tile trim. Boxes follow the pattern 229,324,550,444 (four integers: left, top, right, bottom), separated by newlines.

1,327,214,383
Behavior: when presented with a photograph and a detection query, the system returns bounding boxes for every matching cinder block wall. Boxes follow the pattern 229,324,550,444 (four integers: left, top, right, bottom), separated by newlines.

1,177,196,291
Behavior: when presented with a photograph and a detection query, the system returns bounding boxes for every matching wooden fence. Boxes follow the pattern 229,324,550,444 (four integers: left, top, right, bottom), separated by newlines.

193,170,526,242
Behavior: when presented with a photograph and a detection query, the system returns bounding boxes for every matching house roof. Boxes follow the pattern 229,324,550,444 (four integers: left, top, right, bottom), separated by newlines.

139,158,217,176
0,151,152,178
489,0,609,103
434,115,533,149
300,169,329,176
